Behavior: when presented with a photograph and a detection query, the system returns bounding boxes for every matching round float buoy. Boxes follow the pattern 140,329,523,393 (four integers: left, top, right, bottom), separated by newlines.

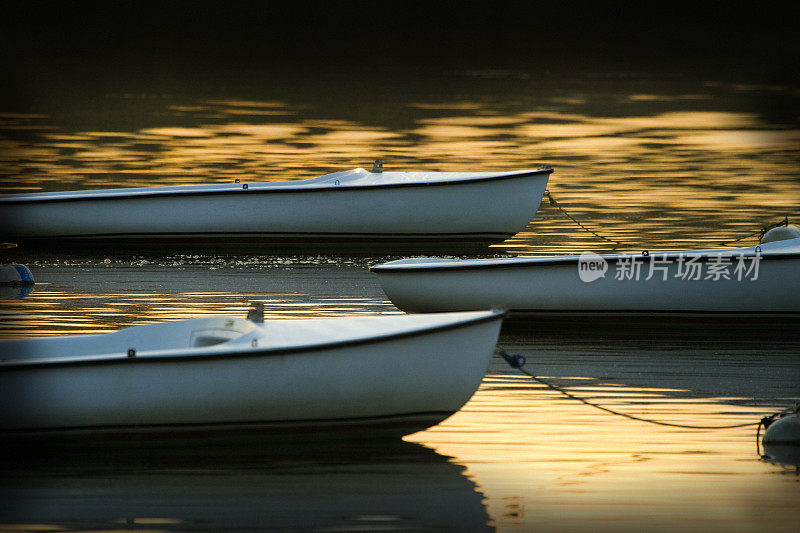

761,224,800,243
0,264,34,286
763,413,800,445
761,409,800,468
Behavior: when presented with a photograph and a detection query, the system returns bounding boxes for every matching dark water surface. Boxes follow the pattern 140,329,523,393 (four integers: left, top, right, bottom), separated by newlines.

1,15,800,530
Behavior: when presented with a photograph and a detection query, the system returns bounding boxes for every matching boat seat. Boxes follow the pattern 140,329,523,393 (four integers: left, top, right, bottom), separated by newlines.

190,328,247,347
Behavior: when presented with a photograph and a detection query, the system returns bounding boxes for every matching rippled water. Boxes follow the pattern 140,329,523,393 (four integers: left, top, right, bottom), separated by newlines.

1,69,799,531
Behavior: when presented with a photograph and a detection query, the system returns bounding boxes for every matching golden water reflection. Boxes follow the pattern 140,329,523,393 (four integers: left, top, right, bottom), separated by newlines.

0,260,399,338
409,373,799,532
1,80,798,531
0,289,398,337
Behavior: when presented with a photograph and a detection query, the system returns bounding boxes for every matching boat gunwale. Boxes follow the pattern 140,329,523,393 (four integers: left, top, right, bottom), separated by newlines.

0,168,552,205
370,250,800,273
0,309,507,370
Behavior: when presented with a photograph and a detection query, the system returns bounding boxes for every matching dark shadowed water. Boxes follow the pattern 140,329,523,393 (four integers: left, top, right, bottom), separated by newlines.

1,4,799,531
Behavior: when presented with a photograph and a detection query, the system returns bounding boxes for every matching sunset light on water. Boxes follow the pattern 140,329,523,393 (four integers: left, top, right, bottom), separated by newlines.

1,3,798,531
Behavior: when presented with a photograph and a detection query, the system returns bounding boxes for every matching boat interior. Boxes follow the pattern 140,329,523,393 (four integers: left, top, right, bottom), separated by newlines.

0,317,258,361
0,311,498,364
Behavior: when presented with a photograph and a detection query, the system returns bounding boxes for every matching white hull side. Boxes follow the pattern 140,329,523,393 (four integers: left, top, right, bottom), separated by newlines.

0,316,502,433
375,256,800,314
0,172,549,243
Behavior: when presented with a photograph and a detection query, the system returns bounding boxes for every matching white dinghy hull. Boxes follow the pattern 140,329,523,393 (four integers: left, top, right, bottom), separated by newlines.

372,239,800,315
0,310,505,440
0,167,551,247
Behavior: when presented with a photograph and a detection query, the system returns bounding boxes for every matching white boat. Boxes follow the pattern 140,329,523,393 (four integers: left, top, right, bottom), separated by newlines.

0,309,505,440
371,238,800,315
0,165,552,246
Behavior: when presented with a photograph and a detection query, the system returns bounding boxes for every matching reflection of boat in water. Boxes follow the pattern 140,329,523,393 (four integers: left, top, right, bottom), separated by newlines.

0,438,491,531
0,285,32,300
372,238,800,315
0,165,552,248
763,442,800,471
0,310,504,440
492,315,800,417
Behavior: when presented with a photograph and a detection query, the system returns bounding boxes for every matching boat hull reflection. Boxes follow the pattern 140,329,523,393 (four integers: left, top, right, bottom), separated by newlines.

0,438,492,532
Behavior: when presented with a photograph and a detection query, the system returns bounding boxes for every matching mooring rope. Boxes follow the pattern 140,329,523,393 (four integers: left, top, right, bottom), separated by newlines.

543,189,791,248
543,190,625,246
756,402,800,456
497,348,760,430
718,216,789,246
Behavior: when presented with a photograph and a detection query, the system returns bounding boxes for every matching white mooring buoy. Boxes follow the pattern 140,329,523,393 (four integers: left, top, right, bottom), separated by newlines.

762,406,800,469
763,412,800,445
761,224,800,243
